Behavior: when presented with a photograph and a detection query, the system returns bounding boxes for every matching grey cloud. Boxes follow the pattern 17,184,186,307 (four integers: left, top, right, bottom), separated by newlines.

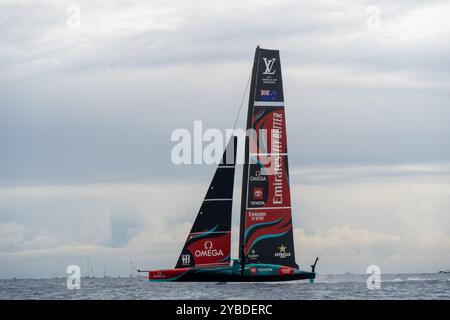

1,0,449,76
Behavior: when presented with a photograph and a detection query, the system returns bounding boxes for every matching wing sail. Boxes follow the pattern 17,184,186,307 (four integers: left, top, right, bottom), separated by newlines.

239,47,298,269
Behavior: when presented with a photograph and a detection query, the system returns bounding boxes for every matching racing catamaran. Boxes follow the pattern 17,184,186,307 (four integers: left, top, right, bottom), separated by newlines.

142,47,318,282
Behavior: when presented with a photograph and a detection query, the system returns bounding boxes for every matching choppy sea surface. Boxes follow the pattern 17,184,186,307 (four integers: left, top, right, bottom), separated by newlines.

1,273,449,300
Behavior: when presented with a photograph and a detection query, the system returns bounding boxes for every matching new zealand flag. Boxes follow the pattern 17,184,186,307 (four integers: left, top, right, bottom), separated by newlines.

260,89,278,101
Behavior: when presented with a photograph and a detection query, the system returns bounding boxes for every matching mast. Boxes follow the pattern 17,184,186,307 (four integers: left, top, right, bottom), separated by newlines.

239,46,260,272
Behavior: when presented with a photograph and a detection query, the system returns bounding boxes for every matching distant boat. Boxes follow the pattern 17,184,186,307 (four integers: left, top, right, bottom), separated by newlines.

84,257,96,278
438,270,450,274
140,46,318,282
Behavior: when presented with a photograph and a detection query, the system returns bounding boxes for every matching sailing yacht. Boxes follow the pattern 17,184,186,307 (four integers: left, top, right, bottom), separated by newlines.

143,47,318,282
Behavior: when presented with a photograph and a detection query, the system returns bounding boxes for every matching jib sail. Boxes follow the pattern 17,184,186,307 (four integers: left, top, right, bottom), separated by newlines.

239,47,298,269
175,137,237,268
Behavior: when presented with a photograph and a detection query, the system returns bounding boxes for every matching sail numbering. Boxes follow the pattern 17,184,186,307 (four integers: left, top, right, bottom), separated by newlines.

141,47,318,282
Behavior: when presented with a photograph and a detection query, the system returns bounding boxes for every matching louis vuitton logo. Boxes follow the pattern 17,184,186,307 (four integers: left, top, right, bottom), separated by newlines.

262,57,276,75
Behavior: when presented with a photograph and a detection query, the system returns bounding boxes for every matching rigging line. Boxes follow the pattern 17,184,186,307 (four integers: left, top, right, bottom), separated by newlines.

232,70,252,131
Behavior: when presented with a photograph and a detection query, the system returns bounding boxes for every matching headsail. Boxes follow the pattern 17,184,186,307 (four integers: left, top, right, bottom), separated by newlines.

239,47,298,269
175,137,237,268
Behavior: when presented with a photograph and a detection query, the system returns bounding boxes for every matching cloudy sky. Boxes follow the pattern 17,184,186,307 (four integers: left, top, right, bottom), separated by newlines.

0,0,449,278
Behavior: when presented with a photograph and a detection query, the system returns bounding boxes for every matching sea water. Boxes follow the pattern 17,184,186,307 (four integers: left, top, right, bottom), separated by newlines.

0,273,449,299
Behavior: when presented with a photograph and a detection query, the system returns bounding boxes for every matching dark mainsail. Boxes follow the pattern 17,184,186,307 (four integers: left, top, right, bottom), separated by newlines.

239,47,298,269
175,137,237,268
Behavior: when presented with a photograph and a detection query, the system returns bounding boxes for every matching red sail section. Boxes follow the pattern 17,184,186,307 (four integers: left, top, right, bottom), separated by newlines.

240,47,298,269
186,233,231,267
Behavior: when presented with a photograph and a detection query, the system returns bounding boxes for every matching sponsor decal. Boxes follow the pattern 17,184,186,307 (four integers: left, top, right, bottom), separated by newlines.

250,267,257,274
274,244,291,259
249,171,267,206
260,89,278,101
257,267,274,273
250,170,267,182
152,271,166,279
181,254,190,265
279,266,294,275
247,249,259,259
261,57,278,84
262,58,276,75
194,240,224,258
250,200,265,206
267,113,285,205
248,211,266,222
272,156,284,205
253,187,264,200
271,112,283,153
